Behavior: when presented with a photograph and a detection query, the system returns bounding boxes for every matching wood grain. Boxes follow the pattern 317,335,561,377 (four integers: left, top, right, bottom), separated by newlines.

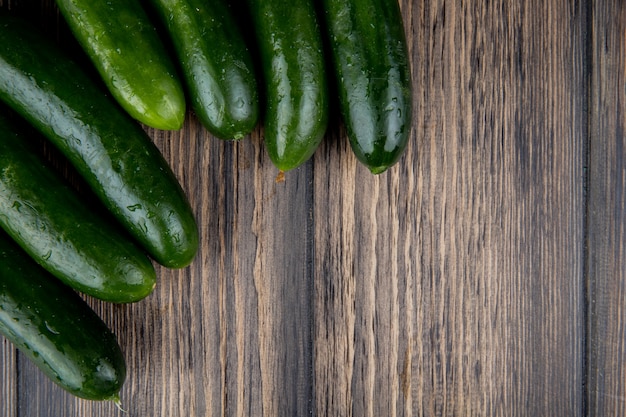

587,1,626,416
313,1,587,415
0,0,624,416
1,338,16,417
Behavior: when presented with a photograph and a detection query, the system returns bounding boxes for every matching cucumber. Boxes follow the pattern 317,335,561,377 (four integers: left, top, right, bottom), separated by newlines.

146,0,259,140
320,0,413,174
55,0,187,130
245,0,329,171
0,112,156,303
0,229,126,401
0,16,199,269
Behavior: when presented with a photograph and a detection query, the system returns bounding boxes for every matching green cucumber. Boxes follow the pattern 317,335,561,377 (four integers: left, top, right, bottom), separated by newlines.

320,0,413,174
0,229,126,401
246,0,329,171
0,16,199,269
147,0,259,140
0,112,156,303
56,0,187,130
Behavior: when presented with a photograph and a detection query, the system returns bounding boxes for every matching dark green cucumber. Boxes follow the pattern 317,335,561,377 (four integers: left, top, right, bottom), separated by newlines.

0,16,199,269
56,0,186,130
320,0,412,174
0,112,156,303
147,0,259,140
0,229,126,401
246,0,329,171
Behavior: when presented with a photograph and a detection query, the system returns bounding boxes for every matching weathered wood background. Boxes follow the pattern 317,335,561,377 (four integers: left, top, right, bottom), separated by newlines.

1,0,625,416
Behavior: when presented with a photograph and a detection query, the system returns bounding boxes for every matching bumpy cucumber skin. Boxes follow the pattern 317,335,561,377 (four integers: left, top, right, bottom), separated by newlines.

0,113,156,303
56,0,186,130
0,230,126,400
0,16,199,269
148,0,259,140
320,0,413,174
246,0,329,171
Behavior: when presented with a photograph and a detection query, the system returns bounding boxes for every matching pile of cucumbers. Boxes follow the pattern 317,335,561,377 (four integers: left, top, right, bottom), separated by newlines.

0,0,411,404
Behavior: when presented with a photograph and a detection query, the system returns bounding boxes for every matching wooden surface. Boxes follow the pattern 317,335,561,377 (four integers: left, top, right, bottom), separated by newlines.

0,0,624,416
587,1,626,416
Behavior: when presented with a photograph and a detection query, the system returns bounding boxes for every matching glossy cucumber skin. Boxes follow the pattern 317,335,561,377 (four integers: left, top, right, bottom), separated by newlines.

0,230,126,401
0,113,156,303
148,0,259,140
246,0,329,171
0,16,199,269
320,0,412,174
56,0,186,130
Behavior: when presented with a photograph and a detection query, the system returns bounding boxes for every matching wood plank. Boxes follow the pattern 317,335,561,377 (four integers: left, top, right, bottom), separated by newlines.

141,114,315,417
587,1,626,415
313,0,586,415
1,337,17,417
